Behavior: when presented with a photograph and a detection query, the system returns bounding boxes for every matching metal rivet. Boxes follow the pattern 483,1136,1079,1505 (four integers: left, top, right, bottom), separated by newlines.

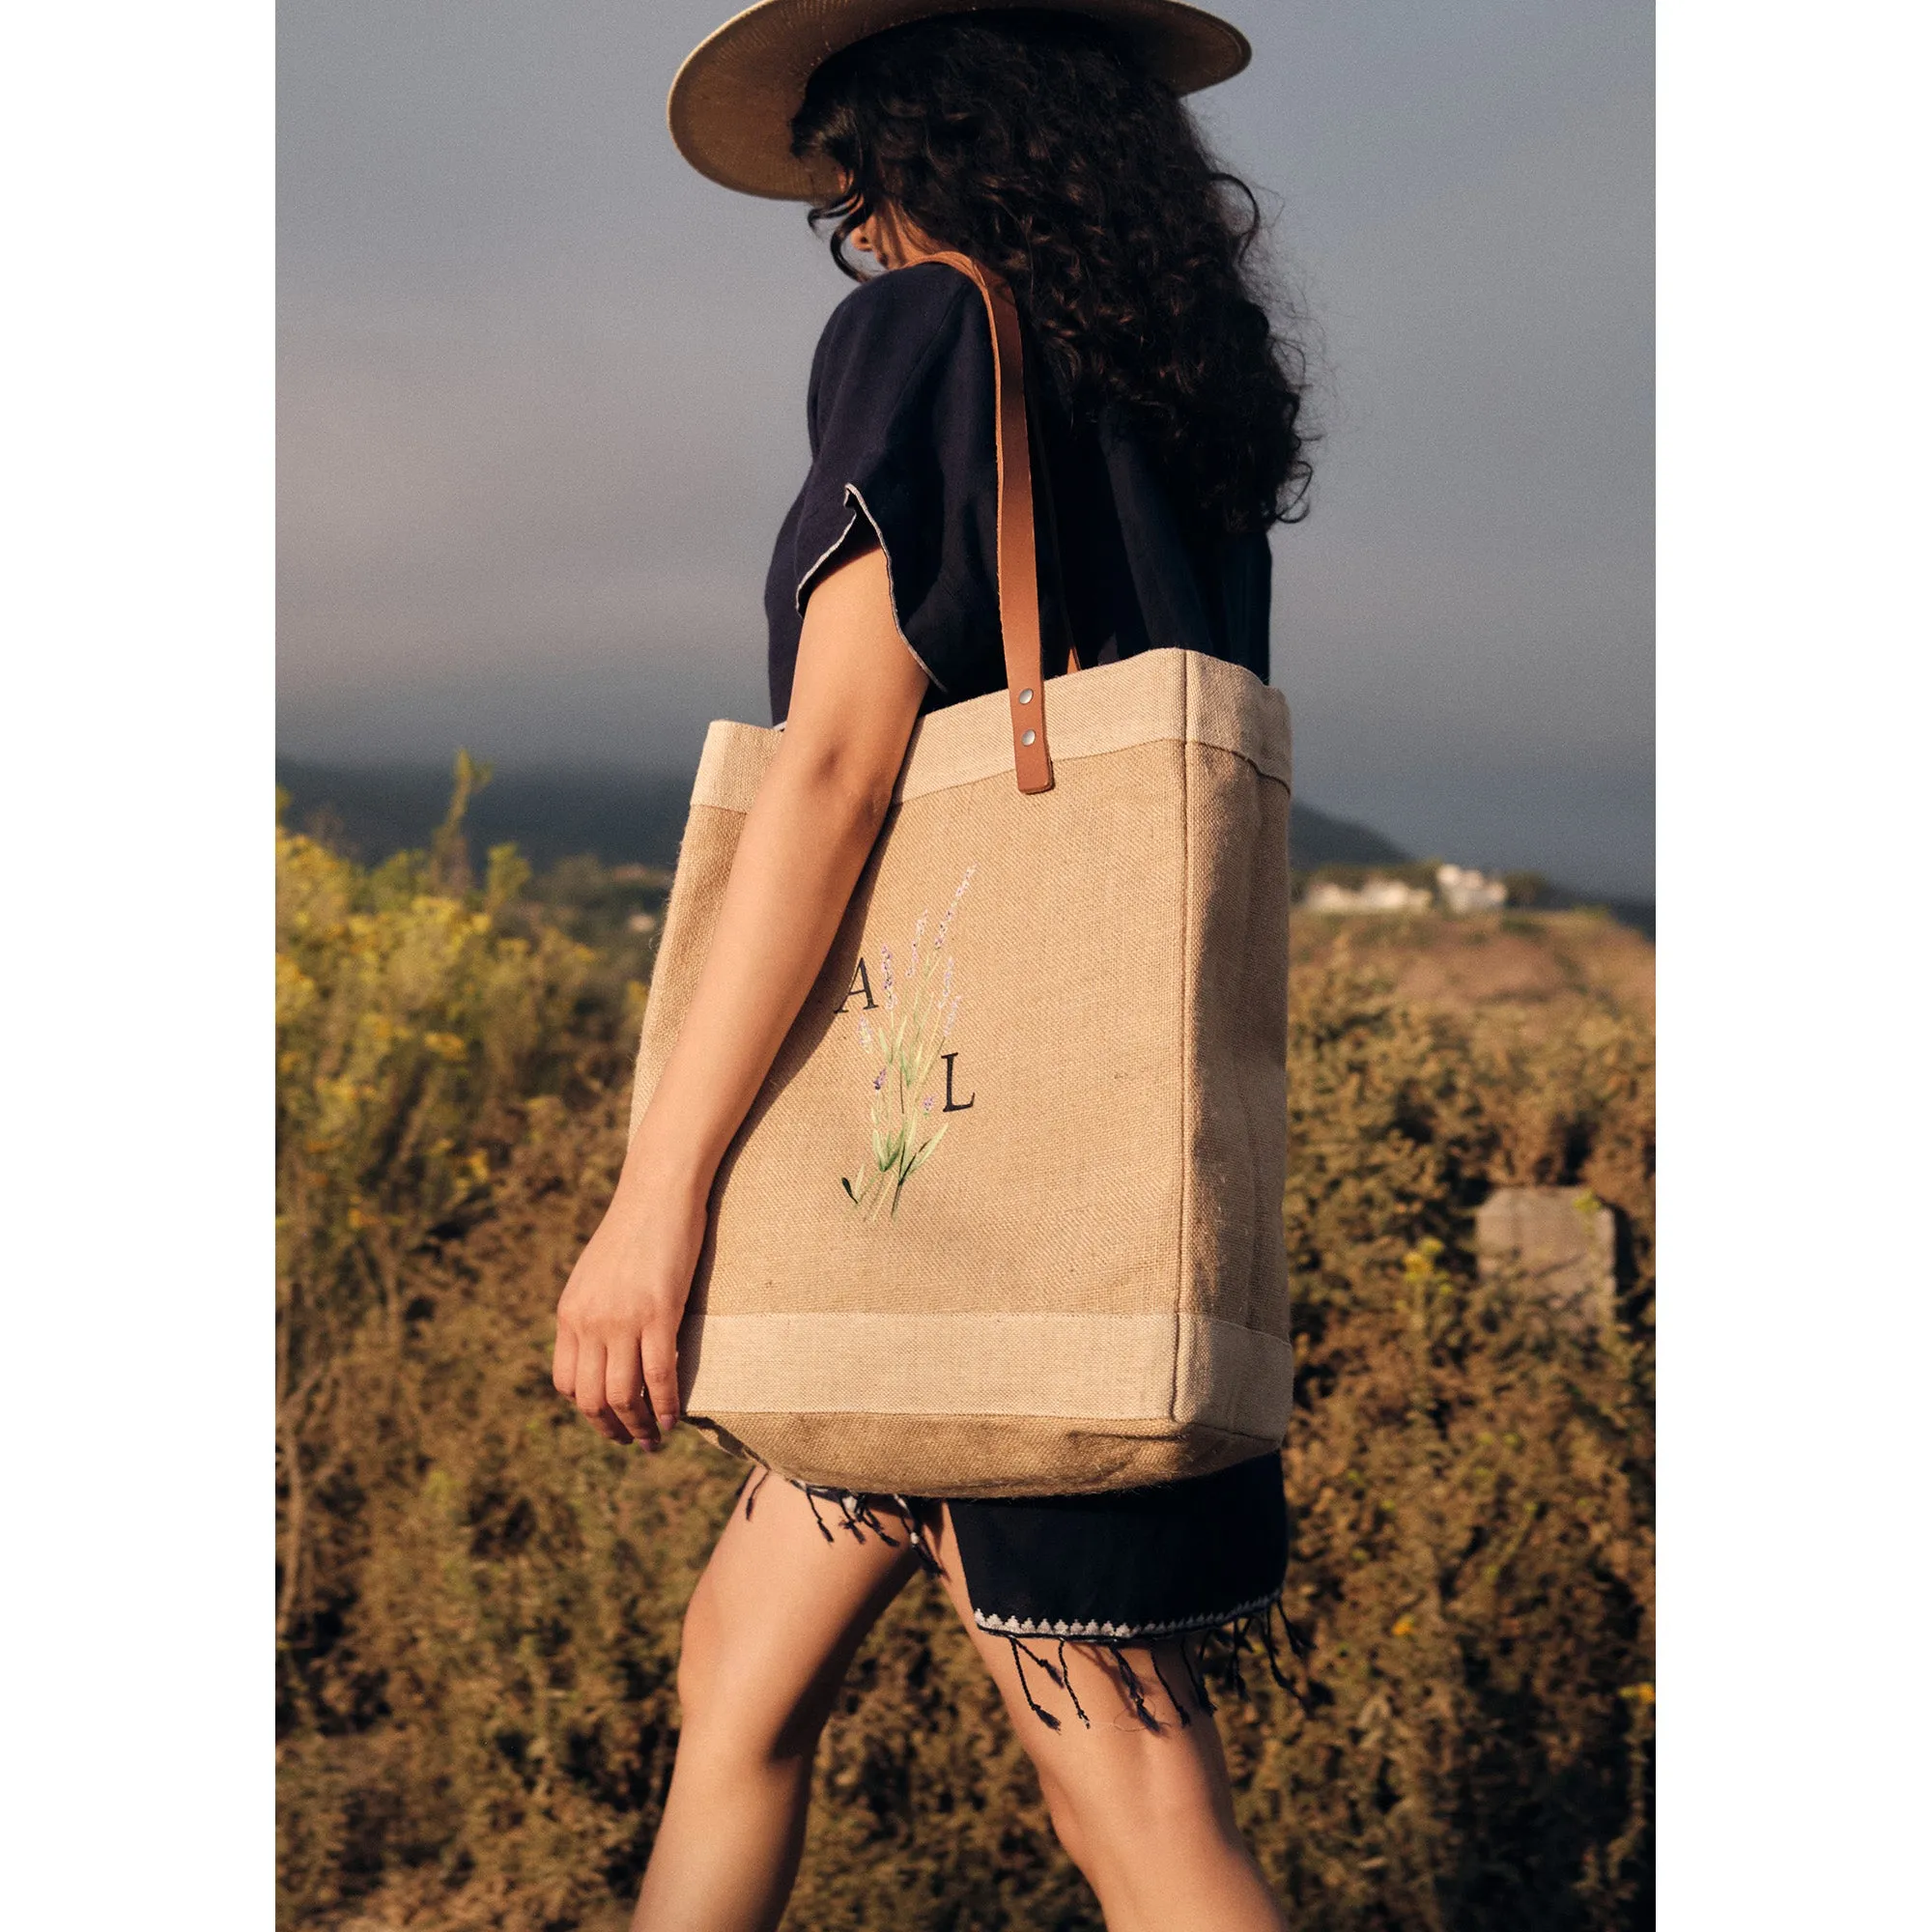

1019,688,1034,704
1021,729,1037,747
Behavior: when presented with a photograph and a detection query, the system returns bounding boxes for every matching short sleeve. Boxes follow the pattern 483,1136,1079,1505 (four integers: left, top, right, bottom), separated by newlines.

783,263,1004,701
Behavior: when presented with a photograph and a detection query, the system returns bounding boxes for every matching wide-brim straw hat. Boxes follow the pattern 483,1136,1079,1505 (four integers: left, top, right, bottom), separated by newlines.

668,0,1252,201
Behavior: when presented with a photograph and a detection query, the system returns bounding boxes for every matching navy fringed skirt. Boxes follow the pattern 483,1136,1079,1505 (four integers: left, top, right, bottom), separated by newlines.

774,1454,1293,1729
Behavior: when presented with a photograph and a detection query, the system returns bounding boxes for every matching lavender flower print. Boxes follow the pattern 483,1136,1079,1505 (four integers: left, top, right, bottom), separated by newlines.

840,867,975,1220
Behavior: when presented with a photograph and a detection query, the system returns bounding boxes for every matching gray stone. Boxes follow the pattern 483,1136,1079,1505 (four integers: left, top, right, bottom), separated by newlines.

1475,1186,1616,1321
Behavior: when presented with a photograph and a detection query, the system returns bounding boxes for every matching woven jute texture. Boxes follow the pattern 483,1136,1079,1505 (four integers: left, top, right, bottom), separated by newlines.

631,645,1293,1497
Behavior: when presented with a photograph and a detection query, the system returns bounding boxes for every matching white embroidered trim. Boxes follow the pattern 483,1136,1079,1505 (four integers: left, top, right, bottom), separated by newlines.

973,1588,1282,1644
793,483,950,696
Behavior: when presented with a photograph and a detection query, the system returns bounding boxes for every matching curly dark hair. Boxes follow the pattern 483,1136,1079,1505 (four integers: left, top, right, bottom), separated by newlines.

792,10,1312,538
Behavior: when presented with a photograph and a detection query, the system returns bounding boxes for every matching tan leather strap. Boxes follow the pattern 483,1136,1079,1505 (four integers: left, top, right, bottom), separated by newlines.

923,250,1056,794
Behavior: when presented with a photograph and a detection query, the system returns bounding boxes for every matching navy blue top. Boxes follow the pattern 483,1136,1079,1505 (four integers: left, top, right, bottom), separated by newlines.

764,261,1271,724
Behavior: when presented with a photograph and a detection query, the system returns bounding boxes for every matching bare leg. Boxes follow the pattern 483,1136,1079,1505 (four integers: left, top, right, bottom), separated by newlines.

631,1477,919,1932
924,1505,1289,1932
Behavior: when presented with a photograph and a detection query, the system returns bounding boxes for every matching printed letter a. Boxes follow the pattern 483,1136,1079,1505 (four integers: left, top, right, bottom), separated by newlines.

836,957,878,1013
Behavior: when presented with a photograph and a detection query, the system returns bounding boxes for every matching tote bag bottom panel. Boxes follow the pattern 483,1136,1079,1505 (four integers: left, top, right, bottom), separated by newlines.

680,1310,1293,1432
692,1411,1287,1500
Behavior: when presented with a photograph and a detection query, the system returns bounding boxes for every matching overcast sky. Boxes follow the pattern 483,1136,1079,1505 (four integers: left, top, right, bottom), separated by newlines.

279,0,1653,895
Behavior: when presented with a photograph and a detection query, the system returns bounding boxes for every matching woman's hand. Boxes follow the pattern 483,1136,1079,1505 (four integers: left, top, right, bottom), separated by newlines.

552,1143,708,1448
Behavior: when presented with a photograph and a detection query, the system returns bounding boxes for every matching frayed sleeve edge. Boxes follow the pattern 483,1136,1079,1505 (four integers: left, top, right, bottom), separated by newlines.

794,482,951,698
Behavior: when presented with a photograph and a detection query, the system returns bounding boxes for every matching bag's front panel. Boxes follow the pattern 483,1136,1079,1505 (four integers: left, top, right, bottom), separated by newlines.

696,734,1190,1333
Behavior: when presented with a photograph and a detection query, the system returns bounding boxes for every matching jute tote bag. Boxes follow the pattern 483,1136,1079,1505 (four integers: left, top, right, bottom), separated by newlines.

630,254,1293,1498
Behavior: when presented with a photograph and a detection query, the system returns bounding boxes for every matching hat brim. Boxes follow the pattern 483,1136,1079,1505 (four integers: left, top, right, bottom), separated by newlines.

668,0,1252,201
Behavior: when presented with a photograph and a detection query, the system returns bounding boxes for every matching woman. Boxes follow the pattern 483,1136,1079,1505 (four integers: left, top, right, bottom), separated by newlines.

553,6,1312,1926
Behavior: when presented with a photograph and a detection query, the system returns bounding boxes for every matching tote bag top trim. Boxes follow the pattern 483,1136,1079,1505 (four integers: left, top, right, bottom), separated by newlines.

688,647,1291,816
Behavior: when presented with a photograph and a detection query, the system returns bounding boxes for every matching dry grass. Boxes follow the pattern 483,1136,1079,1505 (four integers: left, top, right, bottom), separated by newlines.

278,827,1653,1932
1293,909,1653,1035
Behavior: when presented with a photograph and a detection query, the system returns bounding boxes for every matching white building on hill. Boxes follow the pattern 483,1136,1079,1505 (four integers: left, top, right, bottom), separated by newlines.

1435,864,1507,914
1304,875,1435,915
1303,863,1509,916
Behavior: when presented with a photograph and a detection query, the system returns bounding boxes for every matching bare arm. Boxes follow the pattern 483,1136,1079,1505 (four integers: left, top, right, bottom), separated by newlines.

553,542,927,1445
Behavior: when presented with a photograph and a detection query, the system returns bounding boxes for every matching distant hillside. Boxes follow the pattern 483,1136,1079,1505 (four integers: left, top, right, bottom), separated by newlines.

1290,802,1412,868
278,761,696,872
277,757,1651,937
1285,800,1652,939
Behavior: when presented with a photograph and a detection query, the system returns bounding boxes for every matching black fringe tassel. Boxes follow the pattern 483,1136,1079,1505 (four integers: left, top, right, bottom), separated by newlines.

1006,1637,1063,1730
766,1476,941,1574
996,1599,1312,1732
1111,1650,1164,1734
740,1467,772,1520
1056,1639,1091,1728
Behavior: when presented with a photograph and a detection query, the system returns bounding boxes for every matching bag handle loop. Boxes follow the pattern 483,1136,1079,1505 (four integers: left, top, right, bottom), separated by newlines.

922,251,1057,795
